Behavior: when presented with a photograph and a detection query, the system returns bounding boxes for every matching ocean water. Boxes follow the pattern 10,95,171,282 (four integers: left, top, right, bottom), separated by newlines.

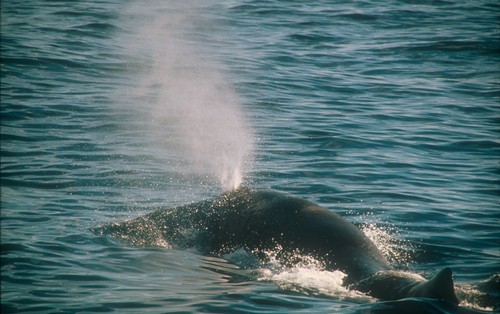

1,0,499,313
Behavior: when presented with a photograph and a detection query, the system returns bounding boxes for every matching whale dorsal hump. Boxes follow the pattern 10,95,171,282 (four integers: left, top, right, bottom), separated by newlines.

416,267,459,305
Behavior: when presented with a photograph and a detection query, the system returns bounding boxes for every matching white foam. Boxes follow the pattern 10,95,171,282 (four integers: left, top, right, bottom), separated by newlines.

255,246,374,302
456,283,496,312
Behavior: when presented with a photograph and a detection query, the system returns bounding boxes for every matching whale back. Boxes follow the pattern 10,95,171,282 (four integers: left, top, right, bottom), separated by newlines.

94,188,458,304
206,188,392,281
95,188,392,280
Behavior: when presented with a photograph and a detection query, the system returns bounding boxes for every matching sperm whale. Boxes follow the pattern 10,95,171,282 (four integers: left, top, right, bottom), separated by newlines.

95,187,459,304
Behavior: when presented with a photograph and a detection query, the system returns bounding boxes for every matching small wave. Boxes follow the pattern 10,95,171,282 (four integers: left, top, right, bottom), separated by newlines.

338,13,378,21
403,40,497,53
66,22,120,39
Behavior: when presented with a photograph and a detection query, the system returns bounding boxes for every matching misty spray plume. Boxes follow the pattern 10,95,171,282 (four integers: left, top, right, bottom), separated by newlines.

119,1,254,191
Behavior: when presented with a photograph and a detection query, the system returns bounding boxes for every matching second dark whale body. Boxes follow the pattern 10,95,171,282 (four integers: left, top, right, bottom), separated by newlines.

97,187,459,304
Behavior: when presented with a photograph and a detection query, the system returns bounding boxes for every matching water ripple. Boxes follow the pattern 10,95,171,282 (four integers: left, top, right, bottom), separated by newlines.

1,0,498,312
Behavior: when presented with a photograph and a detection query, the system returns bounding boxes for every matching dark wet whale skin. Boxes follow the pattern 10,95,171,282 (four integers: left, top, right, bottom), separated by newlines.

98,188,458,304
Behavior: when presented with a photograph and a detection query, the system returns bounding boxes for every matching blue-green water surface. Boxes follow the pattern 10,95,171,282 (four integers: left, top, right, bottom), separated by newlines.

2,1,499,313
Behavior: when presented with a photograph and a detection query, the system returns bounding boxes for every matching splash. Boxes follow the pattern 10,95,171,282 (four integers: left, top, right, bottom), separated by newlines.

361,222,416,266
255,245,373,302
456,284,495,312
118,1,254,191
